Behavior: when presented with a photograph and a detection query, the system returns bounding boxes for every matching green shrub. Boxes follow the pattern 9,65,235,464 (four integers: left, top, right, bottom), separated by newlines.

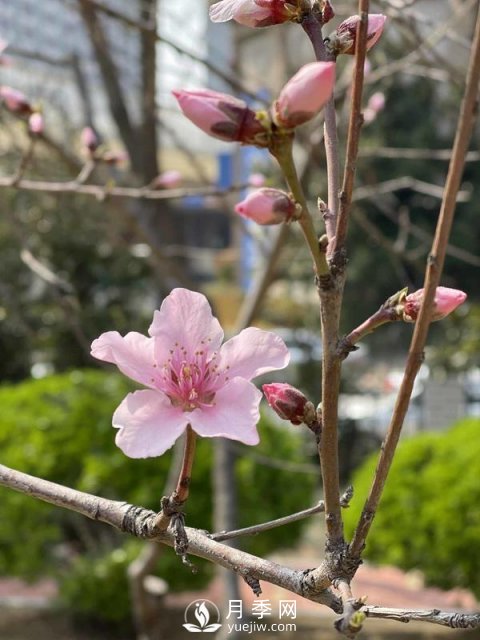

0,370,315,622
344,418,480,596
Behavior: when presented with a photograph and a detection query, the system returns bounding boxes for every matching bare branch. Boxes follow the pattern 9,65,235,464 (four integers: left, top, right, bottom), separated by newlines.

0,462,342,612
350,1,480,559
364,606,480,629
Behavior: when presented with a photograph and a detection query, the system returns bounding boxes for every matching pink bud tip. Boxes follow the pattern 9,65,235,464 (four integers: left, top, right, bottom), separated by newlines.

209,0,297,29
272,61,335,128
248,172,266,188
235,188,296,225
263,382,310,425
364,91,385,124
403,286,467,322
0,85,33,115
28,112,44,135
81,126,99,153
151,170,183,189
332,13,386,56
173,88,269,146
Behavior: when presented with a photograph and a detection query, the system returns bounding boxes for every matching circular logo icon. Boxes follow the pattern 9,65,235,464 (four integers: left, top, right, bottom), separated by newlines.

183,599,222,633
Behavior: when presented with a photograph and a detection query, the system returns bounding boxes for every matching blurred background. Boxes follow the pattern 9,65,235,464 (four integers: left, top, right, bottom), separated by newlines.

0,0,479,638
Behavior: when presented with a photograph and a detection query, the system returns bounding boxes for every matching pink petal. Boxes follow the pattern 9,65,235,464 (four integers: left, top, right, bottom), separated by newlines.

189,378,261,445
149,288,224,362
113,390,188,458
217,327,289,381
90,331,157,388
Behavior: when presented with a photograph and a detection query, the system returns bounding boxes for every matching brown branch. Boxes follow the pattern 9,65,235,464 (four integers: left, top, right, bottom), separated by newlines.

349,1,480,559
0,462,342,612
364,606,480,629
211,487,354,542
333,0,369,256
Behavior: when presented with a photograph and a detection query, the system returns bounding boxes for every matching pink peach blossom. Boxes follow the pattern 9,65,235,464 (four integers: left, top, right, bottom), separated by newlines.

403,286,467,322
235,188,297,225
0,85,33,115
331,14,386,56
272,61,335,128
209,0,297,28
173,88,269,146
91,288,290,458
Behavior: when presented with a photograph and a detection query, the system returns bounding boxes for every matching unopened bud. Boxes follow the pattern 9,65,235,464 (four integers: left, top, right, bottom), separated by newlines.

319,0,335,25
272,62,335,129
81,126,99,154
173,88,270,147
263,382,313,425
151,169,183,189
28,112,44,136
209,0,301,29
0,85,33,115
403,286,467,322
328,14,386,56
235,188,298,225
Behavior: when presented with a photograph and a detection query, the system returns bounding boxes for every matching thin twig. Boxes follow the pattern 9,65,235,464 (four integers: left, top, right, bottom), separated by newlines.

333,0,370,257
349,2,480,559
211,487,354,542
364,606,480,629
301,14,340,242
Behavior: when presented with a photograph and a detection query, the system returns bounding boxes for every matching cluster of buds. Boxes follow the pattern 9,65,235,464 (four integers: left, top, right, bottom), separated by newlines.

326,14,386,57
0,85,44,136
263,382,316,426
80,126,128,166
173,61,335,147
235,188,299,225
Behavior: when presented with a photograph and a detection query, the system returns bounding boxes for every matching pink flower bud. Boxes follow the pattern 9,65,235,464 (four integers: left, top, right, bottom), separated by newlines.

235,188,297,225
403,287,467,322
151,170,183,189
81,127,99,153
272,62,335,129
0,85,33,115
209,0,298,28
173,88,270,146
330,14,386,56
263,383,311,425
28,112,44,136
364,91,385,124
248,172,266,187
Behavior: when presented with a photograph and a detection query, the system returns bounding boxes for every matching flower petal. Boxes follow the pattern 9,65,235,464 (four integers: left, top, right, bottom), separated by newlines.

113,390,188,458
149,288,224,363
217,327,289,381
189,378,261,445
91,331,156,388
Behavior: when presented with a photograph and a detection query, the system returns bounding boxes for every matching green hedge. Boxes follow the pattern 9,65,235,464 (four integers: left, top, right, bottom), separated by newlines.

344,418,480,596
0,370,315,623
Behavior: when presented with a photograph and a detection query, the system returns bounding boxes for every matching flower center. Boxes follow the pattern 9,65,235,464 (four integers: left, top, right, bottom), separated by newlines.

159,343,226,411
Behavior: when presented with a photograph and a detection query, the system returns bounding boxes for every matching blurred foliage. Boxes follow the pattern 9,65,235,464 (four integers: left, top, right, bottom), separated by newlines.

344,418,480,597
0,369,315,623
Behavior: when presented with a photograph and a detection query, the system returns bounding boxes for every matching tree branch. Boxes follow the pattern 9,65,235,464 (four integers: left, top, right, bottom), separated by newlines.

0,462,341,612
349,1,480,559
